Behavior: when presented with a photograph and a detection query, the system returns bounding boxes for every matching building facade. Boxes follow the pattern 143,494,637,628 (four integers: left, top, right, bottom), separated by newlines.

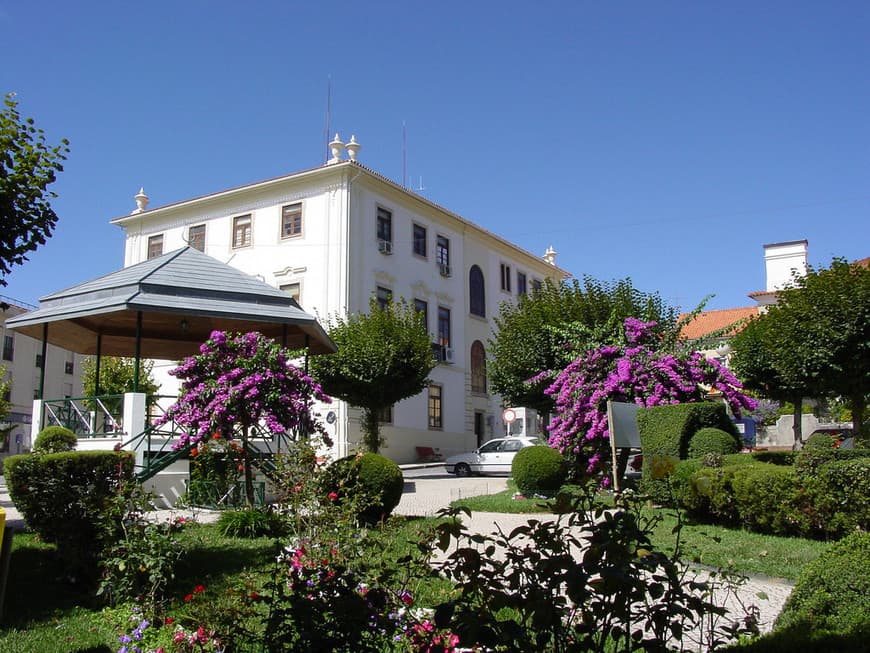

1,299,87,455
111,149,569,463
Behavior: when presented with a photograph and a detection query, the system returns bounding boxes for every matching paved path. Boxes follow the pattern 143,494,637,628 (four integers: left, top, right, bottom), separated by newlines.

1,470,792,637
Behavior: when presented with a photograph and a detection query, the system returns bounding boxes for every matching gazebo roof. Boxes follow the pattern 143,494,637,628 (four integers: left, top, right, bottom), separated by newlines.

6,247,336,358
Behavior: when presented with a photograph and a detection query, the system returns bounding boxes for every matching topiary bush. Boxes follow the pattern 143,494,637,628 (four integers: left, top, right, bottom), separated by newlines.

802,432,838,451
638,402,738,503
730,464,808,536
218,508,285,538
775,531,870,639
321,453,404,525
511,445,567,497
750,450,797,466
802,458,870,537
4,450,134,582
33,425,78,453
688,427,742,458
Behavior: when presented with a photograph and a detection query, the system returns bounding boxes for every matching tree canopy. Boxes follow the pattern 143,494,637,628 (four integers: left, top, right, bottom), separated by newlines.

309,298,436,453
489,276,681,415
81,356,160,398
0,93,69,287
158,331,330,506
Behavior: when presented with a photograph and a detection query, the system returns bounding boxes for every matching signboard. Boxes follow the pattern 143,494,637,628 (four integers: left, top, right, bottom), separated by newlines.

502,408,517,423
606,401,642,492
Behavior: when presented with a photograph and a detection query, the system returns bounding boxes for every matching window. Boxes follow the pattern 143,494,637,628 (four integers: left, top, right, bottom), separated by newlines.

517,271,527,295
437,306,451,348
469,265,486,317
500,263,512,293
376,286,392,310
428,384,442,429
280,282,301,304
531,278,542,292
147,234,164,259
414,298,429,331
35,353,43,368
281,203,303,239
378,405,393,424
2,335,13,361
413,224,427,257
377,207,392,245
232,214,252,248
436,235,450,266
188,224,206,251
65,360,74,375
470,340,487,393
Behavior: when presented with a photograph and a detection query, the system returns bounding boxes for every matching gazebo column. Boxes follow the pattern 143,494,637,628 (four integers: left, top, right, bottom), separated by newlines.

133,311,142,392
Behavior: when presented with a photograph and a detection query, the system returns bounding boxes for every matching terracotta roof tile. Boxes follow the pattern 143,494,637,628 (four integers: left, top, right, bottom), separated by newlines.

678,306,759,340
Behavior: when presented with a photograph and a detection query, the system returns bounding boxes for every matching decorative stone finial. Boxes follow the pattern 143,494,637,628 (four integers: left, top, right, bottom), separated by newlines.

543,245,557,266
132,187,149,214
345,134,361,161
328,133,345,164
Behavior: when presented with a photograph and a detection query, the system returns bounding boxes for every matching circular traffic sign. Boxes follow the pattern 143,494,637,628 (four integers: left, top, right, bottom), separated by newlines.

503,408,517,423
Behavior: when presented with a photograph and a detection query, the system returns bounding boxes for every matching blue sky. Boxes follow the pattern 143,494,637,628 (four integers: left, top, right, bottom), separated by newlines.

3,1,868,313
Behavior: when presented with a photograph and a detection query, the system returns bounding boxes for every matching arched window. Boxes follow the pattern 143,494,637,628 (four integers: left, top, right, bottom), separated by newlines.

471,340,487,394
469,265,485,317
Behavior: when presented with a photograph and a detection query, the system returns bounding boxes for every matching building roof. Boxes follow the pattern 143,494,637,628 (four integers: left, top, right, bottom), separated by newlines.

678,306,759,340
110,160,572,280
5,247,336,358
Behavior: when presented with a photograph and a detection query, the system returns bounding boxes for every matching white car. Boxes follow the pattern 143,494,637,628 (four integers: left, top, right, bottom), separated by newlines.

444,436,543,476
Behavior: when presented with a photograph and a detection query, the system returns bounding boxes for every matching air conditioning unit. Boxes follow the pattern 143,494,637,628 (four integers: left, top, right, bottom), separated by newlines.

378,239,393,255
443,347,455,364
438,263,451,277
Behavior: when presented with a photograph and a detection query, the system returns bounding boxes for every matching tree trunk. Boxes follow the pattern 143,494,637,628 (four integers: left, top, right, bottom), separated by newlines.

851,394,867,443
242,424,255,507
361,408,381,453
791,396,804,449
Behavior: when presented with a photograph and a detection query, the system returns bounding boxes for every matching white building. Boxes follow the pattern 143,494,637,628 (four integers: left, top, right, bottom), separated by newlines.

1,298,87,455
110,139,570,463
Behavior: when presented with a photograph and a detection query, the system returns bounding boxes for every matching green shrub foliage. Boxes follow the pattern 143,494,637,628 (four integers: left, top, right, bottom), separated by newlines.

33,425,77,453
750,450,797,466
4,450,134,581
802,458,870,537
511,446,567,497
321,453,404,525
688,427,742,458
218,508,285,538
638,402,737,503
776,531,870,638
802,432,838,451
730,464,807,535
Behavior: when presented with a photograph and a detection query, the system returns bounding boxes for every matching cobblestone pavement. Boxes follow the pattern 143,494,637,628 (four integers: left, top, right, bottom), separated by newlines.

1,471,793,637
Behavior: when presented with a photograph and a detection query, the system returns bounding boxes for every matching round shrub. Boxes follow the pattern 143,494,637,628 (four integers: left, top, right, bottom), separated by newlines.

730,464,807,536
321,453,404,525
803,432,838,451
511,445,567,497
218,508,285,538
776,531,870,638
33,426,77,453
687,427,741,458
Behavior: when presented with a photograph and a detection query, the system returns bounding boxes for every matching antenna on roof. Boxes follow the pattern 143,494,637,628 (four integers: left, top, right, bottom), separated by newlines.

402,121,407,188
324,77,332,164
413,175,425,192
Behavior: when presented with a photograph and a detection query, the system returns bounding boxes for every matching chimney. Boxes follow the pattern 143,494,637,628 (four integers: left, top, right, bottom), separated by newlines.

763,240,808,291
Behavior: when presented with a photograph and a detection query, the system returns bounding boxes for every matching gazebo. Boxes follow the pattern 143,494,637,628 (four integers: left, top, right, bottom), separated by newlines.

6,247,336,502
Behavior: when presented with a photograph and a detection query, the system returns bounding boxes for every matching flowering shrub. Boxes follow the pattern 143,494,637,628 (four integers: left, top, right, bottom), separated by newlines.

156,330,331,506
540,318,756,475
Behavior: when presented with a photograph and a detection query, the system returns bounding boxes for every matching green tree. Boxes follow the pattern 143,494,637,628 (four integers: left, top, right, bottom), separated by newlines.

0,365,12,449
0,93,69,287
776,258,870,439
489,276,680,416
81,356,160,398
727,306,819,446
309,298,436,453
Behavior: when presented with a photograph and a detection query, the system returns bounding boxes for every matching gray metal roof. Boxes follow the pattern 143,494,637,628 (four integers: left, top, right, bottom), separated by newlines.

6,247,336,357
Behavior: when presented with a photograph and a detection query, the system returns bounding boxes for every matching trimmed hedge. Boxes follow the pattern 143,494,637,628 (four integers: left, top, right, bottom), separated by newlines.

802,458,870,536
688,427,742,458
512,446,567,497
750,450,797,466
33,425,78,453
637,402,737,503
4,450,134,580
776,531,870,639
321,453,404,525
730,464,808,535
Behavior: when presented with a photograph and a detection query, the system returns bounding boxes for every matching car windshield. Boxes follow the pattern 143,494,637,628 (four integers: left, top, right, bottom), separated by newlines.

478,440,503,453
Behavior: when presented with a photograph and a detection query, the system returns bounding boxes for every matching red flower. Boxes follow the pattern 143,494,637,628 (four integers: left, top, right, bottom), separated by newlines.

249,591,260,599
190,448,199,457
194,584,206,594
164,617,174,625
328,491,339,501
212,432,221,440
184,594,194,602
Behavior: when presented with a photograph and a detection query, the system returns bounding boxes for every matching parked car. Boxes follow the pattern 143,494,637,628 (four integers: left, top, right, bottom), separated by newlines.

444,436,543,476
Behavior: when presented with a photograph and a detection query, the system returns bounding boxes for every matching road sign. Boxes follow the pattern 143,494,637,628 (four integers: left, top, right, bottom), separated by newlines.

502,408,517,423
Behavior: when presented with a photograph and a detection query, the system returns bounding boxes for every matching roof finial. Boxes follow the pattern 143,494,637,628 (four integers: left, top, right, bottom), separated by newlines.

132,187,149,214
346,134,361,162
543,245,557,266
328,133,345,164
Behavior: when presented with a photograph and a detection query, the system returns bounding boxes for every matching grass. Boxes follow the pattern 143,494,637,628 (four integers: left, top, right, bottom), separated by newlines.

452,480,829,580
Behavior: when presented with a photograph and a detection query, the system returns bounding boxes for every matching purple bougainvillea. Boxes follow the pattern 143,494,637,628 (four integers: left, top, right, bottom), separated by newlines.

537,318,756,474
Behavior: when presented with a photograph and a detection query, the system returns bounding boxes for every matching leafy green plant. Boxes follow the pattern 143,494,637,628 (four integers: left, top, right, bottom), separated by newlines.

32,425,77,453
511,445,567,497
802,458,870,536
730,464,807,535
320,453,404,525
688,427,742,458
217,508,284,538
